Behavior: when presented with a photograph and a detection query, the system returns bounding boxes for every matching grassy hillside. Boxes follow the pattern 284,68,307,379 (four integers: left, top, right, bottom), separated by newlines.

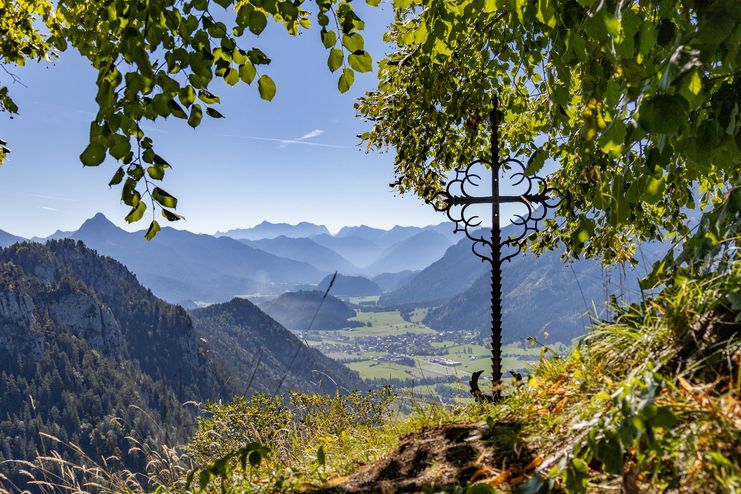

184,262,739,493
10,259,737,493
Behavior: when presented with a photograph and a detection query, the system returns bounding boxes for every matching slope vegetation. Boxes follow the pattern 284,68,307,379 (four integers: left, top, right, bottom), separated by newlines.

0,240,232,489
259,290,361,330
190,297,363,394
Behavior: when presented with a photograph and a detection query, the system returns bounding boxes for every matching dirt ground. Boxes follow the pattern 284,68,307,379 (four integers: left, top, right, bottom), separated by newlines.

305,421,544,493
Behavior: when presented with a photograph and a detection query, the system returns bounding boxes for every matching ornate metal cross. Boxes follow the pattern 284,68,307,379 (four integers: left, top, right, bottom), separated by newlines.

432,96,560,401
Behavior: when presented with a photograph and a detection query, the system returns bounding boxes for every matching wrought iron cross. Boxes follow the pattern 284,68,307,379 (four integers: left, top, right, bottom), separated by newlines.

432,96,560,400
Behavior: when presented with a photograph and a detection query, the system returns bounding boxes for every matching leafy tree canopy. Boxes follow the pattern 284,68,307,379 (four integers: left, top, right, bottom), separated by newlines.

356,0,740,266
2,0,738,266
0,0,374,237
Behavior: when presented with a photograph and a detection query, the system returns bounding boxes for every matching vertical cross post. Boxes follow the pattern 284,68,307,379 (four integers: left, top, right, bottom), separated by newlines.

431,95,560,402
489,99,503,398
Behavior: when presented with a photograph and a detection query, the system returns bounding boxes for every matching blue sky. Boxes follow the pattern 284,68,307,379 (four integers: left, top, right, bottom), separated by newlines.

0,3,537,239
0,3,446,238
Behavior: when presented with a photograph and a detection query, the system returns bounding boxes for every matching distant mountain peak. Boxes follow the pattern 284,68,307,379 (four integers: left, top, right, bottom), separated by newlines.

78,213,118,232
217,221,330,240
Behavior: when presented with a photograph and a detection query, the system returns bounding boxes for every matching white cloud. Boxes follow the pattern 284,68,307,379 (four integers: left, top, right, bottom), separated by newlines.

226,132,351,150
296,129,324,141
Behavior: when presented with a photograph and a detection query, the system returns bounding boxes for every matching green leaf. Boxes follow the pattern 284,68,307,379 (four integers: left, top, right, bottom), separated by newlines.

342,33,364,52
317,445,326,466
152,94,171,117
518,475,551,494
198,89,221,104
239,62,256,84
484,0,499,12
206,108,225,118
162,208,184,221
247,48,271,65
249,11,267,35
108,134,131,161
147,165,166,180
109,167,125,187
224,67,239,86
599,120,626,158
199,470,212,490
125,200,146,223
179,85,196,106
321,30,337,49
525,149,546,174
576,217,595,244
121,178,139,206
338,68,354,93
366,0,381,5
80,141,106,166
152,187,178,208
638,95,689,135
168,99,187,119
644,175,666,204
584,11,608,41
233,49,247,65
328,48,343,72
258,75,276,101
348,51,372,72
595,434,623,475
144,220,160,240
188,104,203,128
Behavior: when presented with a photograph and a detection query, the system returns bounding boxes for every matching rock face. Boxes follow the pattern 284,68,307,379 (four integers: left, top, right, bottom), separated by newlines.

0,239,235,491
0,288,43,359
46,292,123,352
0,239,230,399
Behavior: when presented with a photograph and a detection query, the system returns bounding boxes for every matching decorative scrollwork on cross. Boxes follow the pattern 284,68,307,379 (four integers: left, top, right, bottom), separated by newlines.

430,96,562,401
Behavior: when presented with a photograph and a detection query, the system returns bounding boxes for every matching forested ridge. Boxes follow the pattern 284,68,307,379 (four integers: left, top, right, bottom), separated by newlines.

0,240,363,490
0,240,234,488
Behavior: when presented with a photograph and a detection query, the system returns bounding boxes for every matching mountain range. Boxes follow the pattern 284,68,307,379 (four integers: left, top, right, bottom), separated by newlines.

0,229,23,248
216,221,330,240
1,214,662,346
37,214,325,303
10,215,465,304
380,230,491,307
241,236,359,274
0,240,363,488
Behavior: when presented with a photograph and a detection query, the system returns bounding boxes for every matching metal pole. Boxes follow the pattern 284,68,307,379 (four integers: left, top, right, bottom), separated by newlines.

490,97,502,398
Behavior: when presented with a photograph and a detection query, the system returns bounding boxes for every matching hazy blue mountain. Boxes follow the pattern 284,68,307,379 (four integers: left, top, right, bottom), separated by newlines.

31,228,75,242
365,231,452,275
217,221,330,240
372,270,419,293
335,223,457,250
318,273,382,297
57,213,325,303
310,233,382,267
0,229,23,248
423,246,665,344
423,222,460,243
379,231,490,307
335,225,387,242
423,250,607,344
243,236,358,274
190,297,363,394
259,290,362,331
381,223,459,246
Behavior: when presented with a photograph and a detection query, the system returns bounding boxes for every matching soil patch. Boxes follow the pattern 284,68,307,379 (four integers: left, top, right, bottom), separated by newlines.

305,422,536,493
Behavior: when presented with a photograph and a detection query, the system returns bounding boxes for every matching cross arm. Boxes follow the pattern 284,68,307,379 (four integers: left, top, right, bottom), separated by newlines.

445,193,550,206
